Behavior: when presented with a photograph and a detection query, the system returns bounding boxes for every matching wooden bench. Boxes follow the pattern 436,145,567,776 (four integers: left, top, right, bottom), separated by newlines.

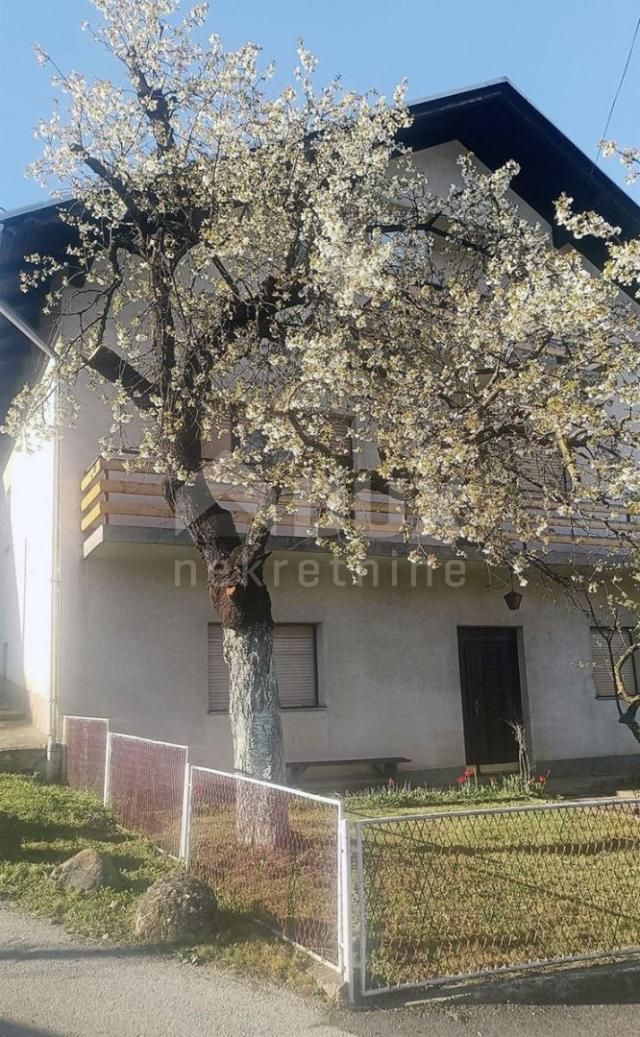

286,756,411,784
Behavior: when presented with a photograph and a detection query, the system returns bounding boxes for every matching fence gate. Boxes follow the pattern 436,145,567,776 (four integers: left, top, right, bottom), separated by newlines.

353,797,640,997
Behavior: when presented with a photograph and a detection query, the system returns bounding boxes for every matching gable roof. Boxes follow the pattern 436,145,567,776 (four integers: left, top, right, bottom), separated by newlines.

1,78,639,435
403,78,640,267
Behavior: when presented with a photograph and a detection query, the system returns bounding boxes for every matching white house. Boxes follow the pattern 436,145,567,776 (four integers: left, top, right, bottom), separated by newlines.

1,81,639,785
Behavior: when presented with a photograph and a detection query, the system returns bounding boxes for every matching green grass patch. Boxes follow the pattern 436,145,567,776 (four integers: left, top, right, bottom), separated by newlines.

357,800,640,989
0,773,178,942
0,774,325,994
182,913,323,995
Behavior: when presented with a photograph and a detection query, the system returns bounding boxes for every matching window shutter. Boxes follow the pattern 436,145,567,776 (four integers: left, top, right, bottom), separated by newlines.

590,627,637,698
273,625,318,708
208,624,318,711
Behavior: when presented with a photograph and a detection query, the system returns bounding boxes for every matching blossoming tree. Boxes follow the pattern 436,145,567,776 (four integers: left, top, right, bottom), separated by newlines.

6,0,640,780
556,144,640,742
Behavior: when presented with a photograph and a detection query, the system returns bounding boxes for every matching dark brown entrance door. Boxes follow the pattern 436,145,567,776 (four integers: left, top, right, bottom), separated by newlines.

458,627,523,767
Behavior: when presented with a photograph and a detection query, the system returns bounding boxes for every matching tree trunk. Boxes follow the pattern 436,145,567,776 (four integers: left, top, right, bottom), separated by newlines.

222,621,285,783
222,622,288,848
165,472,288,845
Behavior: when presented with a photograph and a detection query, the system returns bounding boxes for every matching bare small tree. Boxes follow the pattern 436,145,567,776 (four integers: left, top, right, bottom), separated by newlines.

508,721,532,785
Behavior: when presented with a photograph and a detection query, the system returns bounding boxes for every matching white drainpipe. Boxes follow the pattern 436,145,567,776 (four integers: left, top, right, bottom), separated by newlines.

0,298,58,359
47,405,63,777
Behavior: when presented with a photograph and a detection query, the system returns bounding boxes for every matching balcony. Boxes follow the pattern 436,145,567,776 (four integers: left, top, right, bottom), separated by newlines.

80,455,407,558
80,455,638,561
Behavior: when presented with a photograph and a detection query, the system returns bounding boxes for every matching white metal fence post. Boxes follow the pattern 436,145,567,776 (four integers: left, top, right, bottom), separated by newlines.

103,731,112,807
179,757,192,862
339,816,355,1001
355,821,367,999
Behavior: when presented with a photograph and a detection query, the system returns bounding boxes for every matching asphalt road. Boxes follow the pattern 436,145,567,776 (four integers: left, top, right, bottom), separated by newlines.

1,907,639,1037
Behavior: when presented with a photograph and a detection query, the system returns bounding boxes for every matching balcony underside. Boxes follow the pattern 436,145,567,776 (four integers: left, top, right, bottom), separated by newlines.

82,519,630,570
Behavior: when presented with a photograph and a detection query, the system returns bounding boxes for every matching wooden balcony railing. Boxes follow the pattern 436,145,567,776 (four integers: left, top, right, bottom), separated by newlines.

81,457,171,531
80,455,407,545
80,455,639,554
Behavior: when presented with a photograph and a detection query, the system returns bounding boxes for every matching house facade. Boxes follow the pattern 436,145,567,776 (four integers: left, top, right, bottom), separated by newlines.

1,81,639,784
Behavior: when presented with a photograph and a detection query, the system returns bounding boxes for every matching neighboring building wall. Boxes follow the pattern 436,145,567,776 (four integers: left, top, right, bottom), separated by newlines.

409,140,555,236
0,430,55,731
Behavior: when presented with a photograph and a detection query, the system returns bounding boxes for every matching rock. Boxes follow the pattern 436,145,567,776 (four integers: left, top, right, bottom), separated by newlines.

0,811,21,860
309,960,347,1003
134,874,217,944
51,847,120,892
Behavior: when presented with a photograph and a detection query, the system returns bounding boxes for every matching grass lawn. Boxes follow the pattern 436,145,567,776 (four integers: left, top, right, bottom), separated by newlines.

0,774,323,994
355,798,640,991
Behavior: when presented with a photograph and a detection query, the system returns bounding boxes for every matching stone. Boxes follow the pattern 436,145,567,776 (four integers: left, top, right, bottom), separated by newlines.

309,960,347,1003
134,874,217,944
51,847,120,892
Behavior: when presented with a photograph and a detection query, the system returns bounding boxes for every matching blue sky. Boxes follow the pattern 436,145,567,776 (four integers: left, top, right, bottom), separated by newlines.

1,0,639,211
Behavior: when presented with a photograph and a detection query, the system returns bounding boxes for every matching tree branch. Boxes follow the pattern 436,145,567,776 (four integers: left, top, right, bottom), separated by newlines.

69,144,154,232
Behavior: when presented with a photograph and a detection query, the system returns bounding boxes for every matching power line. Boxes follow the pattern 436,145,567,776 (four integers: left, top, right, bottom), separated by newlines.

593,10,640,170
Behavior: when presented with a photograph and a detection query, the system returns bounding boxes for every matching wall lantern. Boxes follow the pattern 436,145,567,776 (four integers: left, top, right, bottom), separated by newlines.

503,575,523,611
504,588,523,611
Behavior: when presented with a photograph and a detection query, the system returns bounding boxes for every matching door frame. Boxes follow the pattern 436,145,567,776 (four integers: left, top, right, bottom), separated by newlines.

457,625,533,769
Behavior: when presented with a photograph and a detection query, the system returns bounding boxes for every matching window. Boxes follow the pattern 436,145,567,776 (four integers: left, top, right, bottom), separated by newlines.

208,624,319,712
519,452,568,495
590,627,638,699
325,414,353,465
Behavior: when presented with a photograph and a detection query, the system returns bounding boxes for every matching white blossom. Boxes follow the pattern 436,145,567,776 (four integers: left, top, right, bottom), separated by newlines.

4,0,639,649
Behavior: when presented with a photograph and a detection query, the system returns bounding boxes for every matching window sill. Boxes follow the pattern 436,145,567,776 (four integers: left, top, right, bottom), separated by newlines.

282,705,328,713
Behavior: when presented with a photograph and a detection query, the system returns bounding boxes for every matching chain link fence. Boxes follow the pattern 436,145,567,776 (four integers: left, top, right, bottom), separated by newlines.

353,797,640,996
187,766,344,970
105,733,189,857
60,717,345,973
62,715,109,798
61,715,640,1000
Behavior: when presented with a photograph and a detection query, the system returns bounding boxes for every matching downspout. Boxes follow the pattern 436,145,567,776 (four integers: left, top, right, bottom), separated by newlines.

47,396,63,778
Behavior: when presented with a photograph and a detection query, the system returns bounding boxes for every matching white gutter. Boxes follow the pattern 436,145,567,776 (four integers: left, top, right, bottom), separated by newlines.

0,297,58,361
